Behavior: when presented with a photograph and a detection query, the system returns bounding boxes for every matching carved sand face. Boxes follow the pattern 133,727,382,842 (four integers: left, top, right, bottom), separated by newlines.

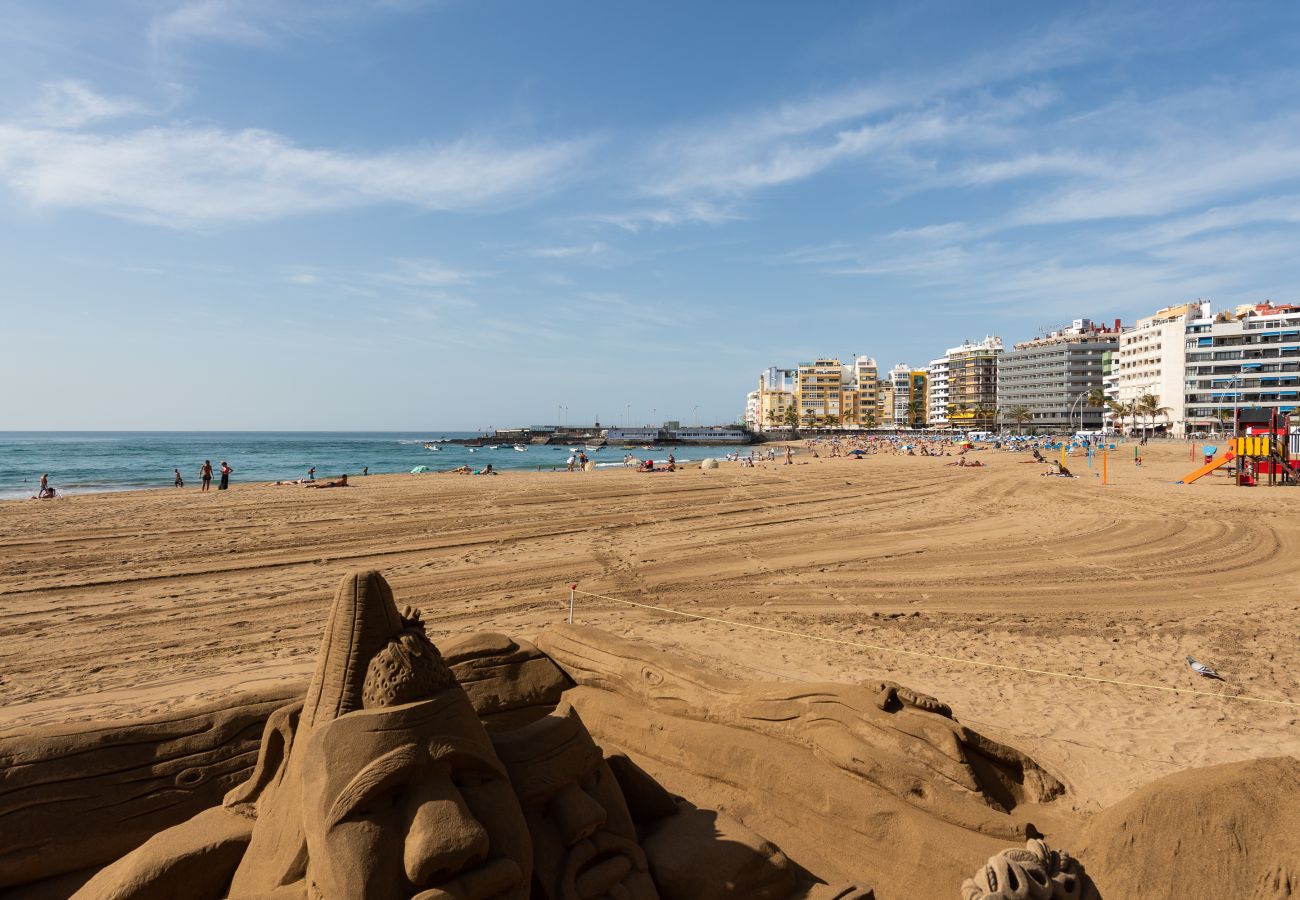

496,710,657,900
302,692,531,900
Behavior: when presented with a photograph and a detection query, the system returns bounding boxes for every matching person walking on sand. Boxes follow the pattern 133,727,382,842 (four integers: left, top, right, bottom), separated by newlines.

39,473,48,495
218,461,232,491
200,460,213,491
307,466,316,482
174,468,184,488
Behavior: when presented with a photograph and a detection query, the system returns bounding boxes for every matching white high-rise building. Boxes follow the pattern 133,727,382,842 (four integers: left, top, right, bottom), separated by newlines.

927,357,949,428
1110,301,1209,437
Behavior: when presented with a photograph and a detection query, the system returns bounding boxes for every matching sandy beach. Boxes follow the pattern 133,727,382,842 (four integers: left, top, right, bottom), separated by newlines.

2,441,1296,814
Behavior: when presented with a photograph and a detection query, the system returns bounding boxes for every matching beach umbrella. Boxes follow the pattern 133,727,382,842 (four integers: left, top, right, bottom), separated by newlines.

410,465,430,474
848,449,867,455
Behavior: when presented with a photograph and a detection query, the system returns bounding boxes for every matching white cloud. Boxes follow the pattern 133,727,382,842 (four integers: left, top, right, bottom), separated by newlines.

150,0,270,50
380,258,480,286
591,202,741,232
525,241,607,259
148,0,428,52
29,80,145,128
0,123,588,227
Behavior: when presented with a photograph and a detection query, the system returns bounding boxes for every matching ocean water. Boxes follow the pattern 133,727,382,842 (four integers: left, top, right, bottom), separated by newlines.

0,432,750,500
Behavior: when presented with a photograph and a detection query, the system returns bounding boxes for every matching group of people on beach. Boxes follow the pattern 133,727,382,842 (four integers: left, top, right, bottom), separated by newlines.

179,460,234,492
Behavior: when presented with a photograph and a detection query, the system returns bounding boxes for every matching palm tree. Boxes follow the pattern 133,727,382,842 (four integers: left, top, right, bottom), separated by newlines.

1136,393,1171,437
1108,399,1138,437
907,399,925,429
1008,405,1032,431
863,410,878,430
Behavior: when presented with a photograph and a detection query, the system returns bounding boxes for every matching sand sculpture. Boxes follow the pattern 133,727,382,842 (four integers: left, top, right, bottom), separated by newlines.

959,839,1094,899
11,569,1296,898
69,571,877,899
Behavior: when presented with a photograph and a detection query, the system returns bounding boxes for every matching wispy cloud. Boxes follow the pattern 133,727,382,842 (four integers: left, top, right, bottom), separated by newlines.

0,121,589,227
525,241,607,259
27,80,147,128
379,258,481,286
148,0,430,53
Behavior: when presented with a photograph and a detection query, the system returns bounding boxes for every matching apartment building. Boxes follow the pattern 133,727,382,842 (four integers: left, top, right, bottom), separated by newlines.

854,357,879,426
755,366,797,431
1184,302,1300,431
888,364,928,428
927,357,949,428
946,336,1002,430
997,319,1120,430
876,379,895,428
1108,302,1207,436
796,358,844,425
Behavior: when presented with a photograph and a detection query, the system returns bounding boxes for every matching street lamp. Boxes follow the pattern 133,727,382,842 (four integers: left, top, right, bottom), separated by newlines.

1068,391,1089,435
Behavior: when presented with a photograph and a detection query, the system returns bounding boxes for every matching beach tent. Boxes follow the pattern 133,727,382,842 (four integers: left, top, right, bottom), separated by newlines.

410,465,430,474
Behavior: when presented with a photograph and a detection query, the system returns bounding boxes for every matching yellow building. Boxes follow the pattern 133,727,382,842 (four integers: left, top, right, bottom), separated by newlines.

796,359,844,426
852,357,878,427
876,379,895,427
756,367,797,430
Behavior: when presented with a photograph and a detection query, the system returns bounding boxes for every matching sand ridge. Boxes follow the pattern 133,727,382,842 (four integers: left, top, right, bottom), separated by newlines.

1,441,1297,808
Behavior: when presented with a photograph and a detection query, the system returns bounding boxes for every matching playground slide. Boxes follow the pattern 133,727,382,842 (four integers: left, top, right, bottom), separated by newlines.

1178,451,1235,485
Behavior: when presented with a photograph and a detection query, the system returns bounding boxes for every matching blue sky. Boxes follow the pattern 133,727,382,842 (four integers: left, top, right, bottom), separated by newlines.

3,1,1300,430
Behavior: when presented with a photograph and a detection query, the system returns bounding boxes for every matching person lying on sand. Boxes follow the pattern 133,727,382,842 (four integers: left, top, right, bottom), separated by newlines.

32,486,57,499
450,465,473,475
1040,462,1076,478
308,474,349,488
638,458,655,472
475,464,497,475
946,458,984,467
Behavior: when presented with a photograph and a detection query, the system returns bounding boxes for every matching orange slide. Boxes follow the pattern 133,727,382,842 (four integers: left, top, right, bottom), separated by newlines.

1178,451,1235,484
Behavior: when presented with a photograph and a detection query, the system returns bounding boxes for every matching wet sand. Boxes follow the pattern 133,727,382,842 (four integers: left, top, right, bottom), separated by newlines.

2,441,1296,809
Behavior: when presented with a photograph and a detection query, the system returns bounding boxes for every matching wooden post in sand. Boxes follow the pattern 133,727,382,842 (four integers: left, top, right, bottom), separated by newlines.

569,583,577,624
1102,449,1108,484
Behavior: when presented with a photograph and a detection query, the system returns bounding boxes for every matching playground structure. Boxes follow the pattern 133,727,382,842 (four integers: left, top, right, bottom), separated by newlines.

1179,409,1298,486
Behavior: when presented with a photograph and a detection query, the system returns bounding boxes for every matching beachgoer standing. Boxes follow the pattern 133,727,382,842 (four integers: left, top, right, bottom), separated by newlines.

307,467,316,482
200,460,212,491
578,451,588,469
39,473,48,494
219,461,232,490
566,454,576,473
362,467,368,476
174,468,183,488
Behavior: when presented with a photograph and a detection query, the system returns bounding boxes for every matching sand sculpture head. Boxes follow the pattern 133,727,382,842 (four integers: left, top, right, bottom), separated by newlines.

493,705,658,900
232,570,531,900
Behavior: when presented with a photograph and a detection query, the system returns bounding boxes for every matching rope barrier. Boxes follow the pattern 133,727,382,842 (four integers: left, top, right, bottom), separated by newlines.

566,587,1300,711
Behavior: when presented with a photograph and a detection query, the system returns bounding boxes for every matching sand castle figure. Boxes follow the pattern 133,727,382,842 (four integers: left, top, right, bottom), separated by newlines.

73,572,876,900
492,705,659,900
960,838,1095,900
76,571,534,900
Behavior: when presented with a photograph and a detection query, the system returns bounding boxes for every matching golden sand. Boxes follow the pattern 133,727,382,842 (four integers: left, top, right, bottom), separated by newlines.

2,441,1296,809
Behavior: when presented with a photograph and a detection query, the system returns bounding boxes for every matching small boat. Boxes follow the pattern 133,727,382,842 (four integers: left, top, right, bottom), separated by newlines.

487,445,500,450
584,445,603,452
640,445,655,451
568,447,580,452
423,442,440,451
513,445,527,452
467,447,477,453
